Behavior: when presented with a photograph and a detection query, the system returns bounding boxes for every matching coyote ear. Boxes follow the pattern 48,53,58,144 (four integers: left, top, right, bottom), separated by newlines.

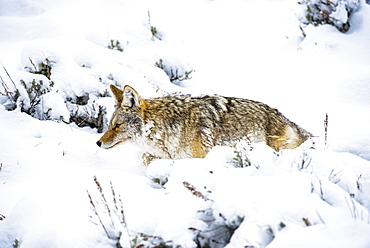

122,85,141,108
110,85,124,105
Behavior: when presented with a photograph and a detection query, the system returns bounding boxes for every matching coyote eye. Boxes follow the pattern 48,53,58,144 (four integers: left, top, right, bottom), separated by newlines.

113,123,122,130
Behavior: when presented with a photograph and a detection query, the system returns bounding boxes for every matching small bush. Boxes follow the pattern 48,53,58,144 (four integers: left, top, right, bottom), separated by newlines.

148,9,163,40
191,209,244,248
298,0,360,33
108,40,124,52
13,239,20,248
182,181,244,247
131,233,174,248
155,59,193,84
2,57,58,120
19,79,54,119
152,177,168,186
232,138,253,168
69,102,107,133
1,65,56,120
25,57,52,80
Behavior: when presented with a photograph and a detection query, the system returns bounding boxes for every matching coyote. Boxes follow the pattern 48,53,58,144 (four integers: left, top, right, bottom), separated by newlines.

97,85,310,160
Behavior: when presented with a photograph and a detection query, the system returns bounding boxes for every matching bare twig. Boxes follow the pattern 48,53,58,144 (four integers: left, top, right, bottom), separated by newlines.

28,57,38,72
2,64,18,90
183,181,209,201
1,67,19,109
302,217,311,226
316,210,326,225
87,189,112,239
110,181,127,227
88,176,130,247
324,113,328,146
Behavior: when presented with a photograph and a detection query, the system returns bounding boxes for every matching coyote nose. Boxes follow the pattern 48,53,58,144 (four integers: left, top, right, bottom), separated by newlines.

96,141,102,147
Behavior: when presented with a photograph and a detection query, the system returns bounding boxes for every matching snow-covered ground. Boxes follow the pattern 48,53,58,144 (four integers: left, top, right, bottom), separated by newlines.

1,0,370,247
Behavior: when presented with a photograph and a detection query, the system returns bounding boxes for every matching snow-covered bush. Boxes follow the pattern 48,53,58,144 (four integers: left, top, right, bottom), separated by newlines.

17,58,66,120
107,39,124,52
232,138,253,168
298,0,360,32
0,58,65,120
155,58,193,86
181,181,245,248
18,78,55,120
191,208,244,248
148,9,164,41
25,57,52,80
68,101,107,133
131,233,174,248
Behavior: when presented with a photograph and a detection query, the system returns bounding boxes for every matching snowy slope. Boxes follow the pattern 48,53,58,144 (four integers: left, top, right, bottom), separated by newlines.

1,0,370,247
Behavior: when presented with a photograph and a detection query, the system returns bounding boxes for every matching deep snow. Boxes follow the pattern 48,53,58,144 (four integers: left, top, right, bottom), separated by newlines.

1,0,370,247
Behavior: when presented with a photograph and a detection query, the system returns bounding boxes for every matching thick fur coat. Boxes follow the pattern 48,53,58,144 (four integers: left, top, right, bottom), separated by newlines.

97,85,310,160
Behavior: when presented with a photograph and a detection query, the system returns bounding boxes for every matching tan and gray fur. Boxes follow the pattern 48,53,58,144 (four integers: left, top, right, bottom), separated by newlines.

97,85,310,160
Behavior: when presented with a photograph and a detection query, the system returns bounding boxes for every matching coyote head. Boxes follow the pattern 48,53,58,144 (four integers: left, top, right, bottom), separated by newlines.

96,85,145,149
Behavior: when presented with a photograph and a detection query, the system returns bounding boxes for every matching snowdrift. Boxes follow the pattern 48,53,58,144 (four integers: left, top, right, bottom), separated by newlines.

1,0,370,247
